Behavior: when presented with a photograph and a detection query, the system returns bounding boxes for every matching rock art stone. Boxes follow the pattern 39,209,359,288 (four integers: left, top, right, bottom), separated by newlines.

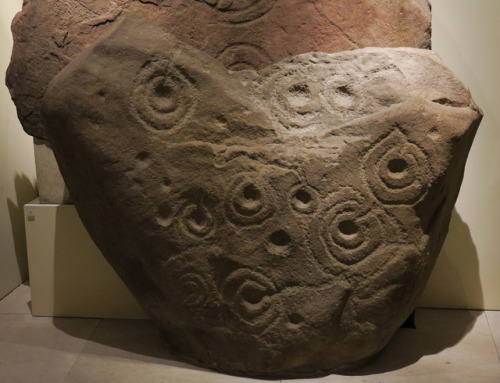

7,0,431,139
41,16,481,378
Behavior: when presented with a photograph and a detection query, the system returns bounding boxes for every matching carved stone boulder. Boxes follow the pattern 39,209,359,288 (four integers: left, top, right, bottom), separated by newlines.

7,0,431,139
41,16,481,378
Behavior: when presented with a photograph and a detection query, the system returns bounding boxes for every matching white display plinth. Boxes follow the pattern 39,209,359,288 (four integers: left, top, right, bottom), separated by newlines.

24,200,147,319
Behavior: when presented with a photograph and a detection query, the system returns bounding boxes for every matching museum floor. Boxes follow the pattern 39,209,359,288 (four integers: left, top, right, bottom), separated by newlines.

1,282,499,383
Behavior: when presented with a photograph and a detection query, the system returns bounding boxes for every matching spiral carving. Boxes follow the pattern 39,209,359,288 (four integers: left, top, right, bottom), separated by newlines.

131,60,196,131
364,129,429,205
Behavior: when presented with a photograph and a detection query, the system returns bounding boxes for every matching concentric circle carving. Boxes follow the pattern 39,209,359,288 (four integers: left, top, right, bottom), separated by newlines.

322,189,383,265
165,251,215,313
264,66,323,130
320,60,407,123
221,268,281,329
226,174,275,225
176,272,210,308
364,130,429,205
131,60,196,131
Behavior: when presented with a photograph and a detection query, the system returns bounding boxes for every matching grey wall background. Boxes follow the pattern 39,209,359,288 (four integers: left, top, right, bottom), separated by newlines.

419,0,500,310
0,0,36,299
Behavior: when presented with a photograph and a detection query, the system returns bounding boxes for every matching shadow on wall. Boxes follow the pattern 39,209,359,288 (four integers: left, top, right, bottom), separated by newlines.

6,173,37,282
343,207,483,375
419,208,484,310
51,204,146,318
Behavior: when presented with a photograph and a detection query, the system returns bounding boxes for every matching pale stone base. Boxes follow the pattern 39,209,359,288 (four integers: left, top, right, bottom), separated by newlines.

24,200,146,319
34,138,72,204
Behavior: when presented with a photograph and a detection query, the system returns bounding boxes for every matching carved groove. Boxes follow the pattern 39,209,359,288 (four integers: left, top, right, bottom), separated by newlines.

199,0,275,23
290,184,320,214
364,129,429,205
322,189,383,265
217,43,272,70
226,174,275,226
131,60,196,131
221,268,281,329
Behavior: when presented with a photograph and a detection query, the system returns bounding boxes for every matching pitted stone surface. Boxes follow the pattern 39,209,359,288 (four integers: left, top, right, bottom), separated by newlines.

41,17,481,378
7,0,431,139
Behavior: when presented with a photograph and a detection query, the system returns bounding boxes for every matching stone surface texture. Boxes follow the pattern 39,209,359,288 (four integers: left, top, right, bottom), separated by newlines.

7,0,431,140
40,17,481,378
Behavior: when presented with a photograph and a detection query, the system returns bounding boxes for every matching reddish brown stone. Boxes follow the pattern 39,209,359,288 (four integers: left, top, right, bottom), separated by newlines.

7,0,431,139
41,17,480,378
